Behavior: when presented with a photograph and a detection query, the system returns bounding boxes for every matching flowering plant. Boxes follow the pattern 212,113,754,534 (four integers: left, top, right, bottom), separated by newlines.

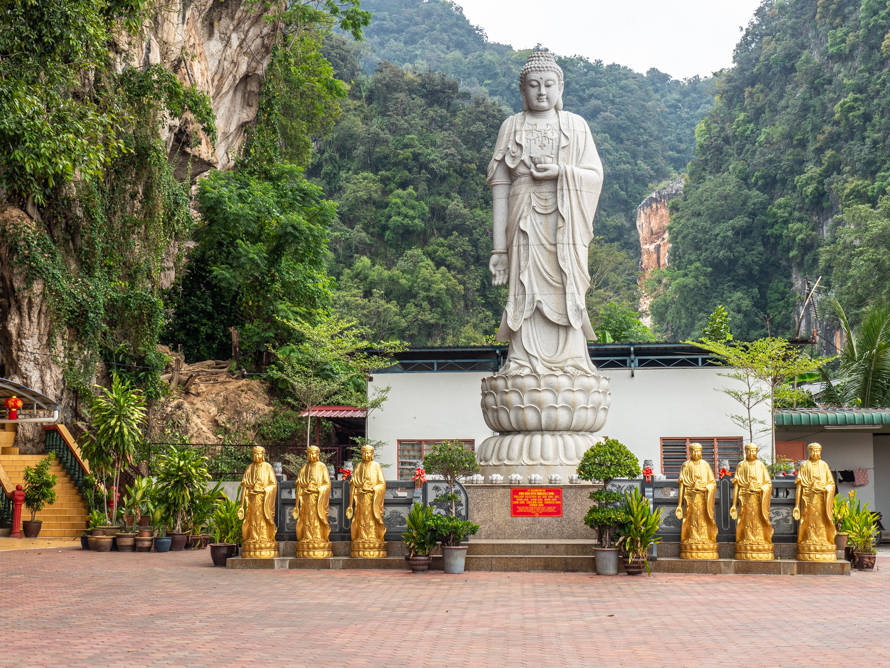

339,468,352,480
718,468,732,479
412,467,426,483
642,466,653,482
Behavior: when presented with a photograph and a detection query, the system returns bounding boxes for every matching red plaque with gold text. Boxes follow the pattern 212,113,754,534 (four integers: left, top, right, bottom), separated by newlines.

510,488,563,517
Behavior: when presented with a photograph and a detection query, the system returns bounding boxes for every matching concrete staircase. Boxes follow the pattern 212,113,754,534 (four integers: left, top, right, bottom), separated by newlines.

0,454,88,538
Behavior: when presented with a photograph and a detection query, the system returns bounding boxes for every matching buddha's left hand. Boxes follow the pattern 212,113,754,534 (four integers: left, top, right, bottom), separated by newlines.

531,163,559,180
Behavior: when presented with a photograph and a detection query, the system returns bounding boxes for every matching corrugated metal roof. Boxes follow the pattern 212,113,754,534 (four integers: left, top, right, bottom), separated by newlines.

775,409,890,427
300,406,366,419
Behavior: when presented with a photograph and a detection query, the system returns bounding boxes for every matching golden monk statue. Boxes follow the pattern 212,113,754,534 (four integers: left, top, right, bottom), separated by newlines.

676,443,719,559
730,443,774,560
794,442,837,562
238,446,279,558
292,446,332,558
347,444,387,558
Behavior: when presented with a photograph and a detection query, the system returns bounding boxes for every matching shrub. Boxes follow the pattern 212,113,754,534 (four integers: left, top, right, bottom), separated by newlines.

577,438,641,548
424,440,479,516
23,453,57,522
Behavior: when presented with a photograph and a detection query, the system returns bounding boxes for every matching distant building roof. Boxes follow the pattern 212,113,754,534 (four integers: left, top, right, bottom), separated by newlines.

0,378,61,423
300,406,367,419
775,408,890,427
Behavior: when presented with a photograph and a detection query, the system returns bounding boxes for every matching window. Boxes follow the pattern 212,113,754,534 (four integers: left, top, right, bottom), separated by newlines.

397,439,475,481
660,437,744,478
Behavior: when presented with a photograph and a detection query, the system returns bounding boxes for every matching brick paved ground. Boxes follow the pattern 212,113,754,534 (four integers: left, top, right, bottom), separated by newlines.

2,547,889,668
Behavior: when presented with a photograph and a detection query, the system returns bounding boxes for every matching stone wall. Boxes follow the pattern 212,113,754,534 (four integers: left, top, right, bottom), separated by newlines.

636,178,683,326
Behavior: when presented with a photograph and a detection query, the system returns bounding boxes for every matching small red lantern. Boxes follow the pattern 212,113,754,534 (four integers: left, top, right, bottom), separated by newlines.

4,396,23,420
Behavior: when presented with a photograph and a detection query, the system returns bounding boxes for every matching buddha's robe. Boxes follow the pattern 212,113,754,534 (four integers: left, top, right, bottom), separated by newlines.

679,458,718,544
486,111,604,375
240,461,277,544
350,459,386,542
796,459,836,546
296,460,331,543
734,459,773,545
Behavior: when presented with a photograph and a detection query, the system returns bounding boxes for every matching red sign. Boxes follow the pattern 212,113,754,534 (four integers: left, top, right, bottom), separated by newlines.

510,488,563,517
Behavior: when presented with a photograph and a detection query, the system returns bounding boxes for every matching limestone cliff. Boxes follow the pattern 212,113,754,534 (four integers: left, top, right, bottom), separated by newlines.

0,0,275,451
636,179,683,325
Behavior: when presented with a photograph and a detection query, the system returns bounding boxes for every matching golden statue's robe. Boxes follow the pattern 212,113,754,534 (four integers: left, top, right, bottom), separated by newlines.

678,458,718,559
296,460,331,544
240,460,278,557
796,458,836,561
350,459,387,544
733,458,773,559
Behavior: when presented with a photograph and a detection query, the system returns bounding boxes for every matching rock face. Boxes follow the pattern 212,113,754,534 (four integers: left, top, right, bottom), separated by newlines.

0,0,275,451
636,179,683,325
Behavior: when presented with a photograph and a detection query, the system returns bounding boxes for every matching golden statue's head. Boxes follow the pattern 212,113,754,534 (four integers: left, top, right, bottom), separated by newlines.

807,442,822,461
519,50,564,112
689,442,703,462
307,445,320,463
252,446,266,463
361,444,375,462
745,443,758,461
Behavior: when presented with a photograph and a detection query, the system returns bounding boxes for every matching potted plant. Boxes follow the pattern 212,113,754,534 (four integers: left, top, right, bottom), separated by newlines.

844,493,879,570
154,523,172,553
423,440,479,516
402,502,438,573
188,482,224,549
21,453,58,538
154,445,211,550
429,513,479,574
833,493,851,551
615,487,663,576
210,491,243,567
576,438,641,576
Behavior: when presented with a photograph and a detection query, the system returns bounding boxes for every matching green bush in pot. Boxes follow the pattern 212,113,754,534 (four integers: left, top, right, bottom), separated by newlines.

154,445,211,534
615,487,663,576
428,513,479,547
577,438,641,548
22,453,58,536
403,502,438,557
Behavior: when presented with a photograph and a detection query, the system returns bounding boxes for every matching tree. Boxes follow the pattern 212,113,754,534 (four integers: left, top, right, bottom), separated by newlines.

702,305,733,342
692,338,834,459
821,302,890,408
593,302,656,343
267,312,405,448
423,440,479,516
576,438,641,548
79,375,147,523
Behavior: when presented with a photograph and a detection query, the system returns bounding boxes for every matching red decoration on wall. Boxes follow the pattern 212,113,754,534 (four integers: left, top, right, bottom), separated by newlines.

4,396,23,420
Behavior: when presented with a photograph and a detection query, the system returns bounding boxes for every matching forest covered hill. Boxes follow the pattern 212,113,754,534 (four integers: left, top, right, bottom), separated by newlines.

651,0,890,340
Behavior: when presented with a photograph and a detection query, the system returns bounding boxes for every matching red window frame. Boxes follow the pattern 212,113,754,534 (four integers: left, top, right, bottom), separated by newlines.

659,437,744,478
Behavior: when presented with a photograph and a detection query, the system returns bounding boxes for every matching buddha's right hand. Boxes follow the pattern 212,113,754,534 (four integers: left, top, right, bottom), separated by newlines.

729,506,737,520
346,506,353,520
792,507,800,521
675,506,683,520
489,253,508,286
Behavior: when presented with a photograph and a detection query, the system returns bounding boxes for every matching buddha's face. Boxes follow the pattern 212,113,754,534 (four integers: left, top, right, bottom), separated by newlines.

252,449,264,463
307,448,319,463
690,446,702,462
523,71,562,112
746,445,758,462
809,445,822,462
362,447,374,462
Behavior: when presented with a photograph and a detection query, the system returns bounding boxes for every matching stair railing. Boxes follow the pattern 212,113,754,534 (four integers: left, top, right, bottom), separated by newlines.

43,425,90,497
0,463,13,528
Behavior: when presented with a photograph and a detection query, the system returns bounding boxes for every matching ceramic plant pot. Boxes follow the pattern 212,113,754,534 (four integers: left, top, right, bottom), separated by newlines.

134,537,153,552
116,533,136,552
168,532,188,551
94,536,114,552
138,528,152,538
594,548,620,576
21,520,42,538
442,546,468,574
835,532,849,551
624,556,646,576
407,555,432,573
854,552,876,570
154,536,172,553
210,543,237,567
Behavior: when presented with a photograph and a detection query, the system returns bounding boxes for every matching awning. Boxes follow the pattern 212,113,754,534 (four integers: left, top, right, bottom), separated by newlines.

300,406,367,419
0,378,61,423
775,408,890,427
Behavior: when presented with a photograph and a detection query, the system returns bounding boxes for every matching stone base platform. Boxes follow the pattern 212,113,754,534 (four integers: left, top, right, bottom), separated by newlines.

650,558,850,576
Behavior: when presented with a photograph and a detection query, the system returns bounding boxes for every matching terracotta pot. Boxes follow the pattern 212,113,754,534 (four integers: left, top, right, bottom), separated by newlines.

94,536,114,552
835,532,849,551
21,520,42,538
624,556,646,576
407,555,431,573
186,535,201,550
138,516,151,527
92,528,105,536
123,515,135,529
138,528,152,538
87,534,98,550
200,534,212,549
98,525,119,537
210,543,237,567
168,532,188,551
134,537,153,552
854,552,877,570
116,533,136,552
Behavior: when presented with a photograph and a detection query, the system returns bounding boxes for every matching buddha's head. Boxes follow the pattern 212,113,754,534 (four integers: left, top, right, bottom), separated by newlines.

252,446,266,464
807,443,822,462
519,50,564,112
307,446,320,463
689,443,703,462
361,444,375,462
745,443,758,462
